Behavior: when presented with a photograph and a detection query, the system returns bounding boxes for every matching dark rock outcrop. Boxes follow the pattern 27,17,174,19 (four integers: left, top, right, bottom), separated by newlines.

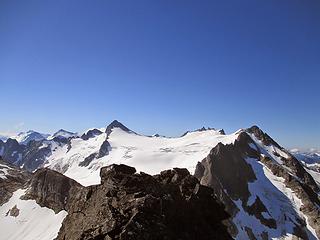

195,132,260,237
196,134,257,203
56,164,232,240
81,129,103,140
6,204,20,217
218,129,226,135
0,137,69,172
0,157,31,205
79,153,97,167
97,139,111,158
22,140,51,171
22,168,83,213
244,196,276,229
0,138,25,165
247,125,281,148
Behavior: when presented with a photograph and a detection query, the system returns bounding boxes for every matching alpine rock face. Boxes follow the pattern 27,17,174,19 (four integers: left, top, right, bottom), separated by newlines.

195,126,320,239
0,157,231,240
0,120,319,240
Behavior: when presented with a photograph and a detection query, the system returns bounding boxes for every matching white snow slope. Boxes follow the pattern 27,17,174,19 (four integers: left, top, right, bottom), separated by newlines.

0,189,67,240
45,128,238,186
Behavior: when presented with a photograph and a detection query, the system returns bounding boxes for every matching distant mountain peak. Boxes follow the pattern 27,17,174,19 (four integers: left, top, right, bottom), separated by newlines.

81,128,102,140
55,129,72,133
9,130,49,145
105,120,132,136
50,129,78,140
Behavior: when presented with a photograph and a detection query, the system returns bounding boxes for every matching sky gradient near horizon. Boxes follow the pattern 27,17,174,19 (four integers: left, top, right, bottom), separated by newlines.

0,0,319,149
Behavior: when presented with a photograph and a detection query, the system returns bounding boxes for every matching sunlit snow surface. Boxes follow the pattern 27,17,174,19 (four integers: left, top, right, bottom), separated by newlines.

0,189,67,240
45,128,238,186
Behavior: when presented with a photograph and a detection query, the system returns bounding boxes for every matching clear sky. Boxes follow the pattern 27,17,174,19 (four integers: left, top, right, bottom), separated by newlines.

0,0,319,149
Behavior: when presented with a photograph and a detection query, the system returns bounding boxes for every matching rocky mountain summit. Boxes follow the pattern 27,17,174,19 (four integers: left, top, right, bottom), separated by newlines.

0,159,232,240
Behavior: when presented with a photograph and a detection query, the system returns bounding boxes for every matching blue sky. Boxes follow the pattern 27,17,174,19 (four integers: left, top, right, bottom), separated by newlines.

0,0,319,149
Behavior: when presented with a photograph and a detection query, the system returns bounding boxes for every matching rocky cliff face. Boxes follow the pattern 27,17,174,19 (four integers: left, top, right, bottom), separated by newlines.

22,168,83,213
2,161,231,240
49,164,232,240
0,138,25,165
81,129,103,140
195,126,320,239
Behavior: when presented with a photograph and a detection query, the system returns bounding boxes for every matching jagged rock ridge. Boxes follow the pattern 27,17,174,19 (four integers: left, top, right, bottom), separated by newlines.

15,163,232,240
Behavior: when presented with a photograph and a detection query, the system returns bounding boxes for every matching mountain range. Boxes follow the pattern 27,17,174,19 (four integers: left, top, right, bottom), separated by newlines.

0,120,319,240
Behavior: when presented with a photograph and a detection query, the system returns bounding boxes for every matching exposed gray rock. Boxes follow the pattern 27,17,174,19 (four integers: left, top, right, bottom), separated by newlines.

22,140,51,171
247,125,281,148
97,139,111,159
22,168,83,213
219,129,226,135
81,129,102,140
0,138,25,165
79,153,97,167
6,205,19,217
197,135,257,203
56,164,232,240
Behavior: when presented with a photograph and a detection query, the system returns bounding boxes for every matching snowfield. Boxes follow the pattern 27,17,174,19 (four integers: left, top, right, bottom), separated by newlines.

46,128,238,186
0,189,67,240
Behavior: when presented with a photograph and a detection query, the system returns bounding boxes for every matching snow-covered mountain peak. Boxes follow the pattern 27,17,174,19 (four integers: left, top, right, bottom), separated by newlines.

105,120,133,136
12,130,49,145
49,129,78,140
